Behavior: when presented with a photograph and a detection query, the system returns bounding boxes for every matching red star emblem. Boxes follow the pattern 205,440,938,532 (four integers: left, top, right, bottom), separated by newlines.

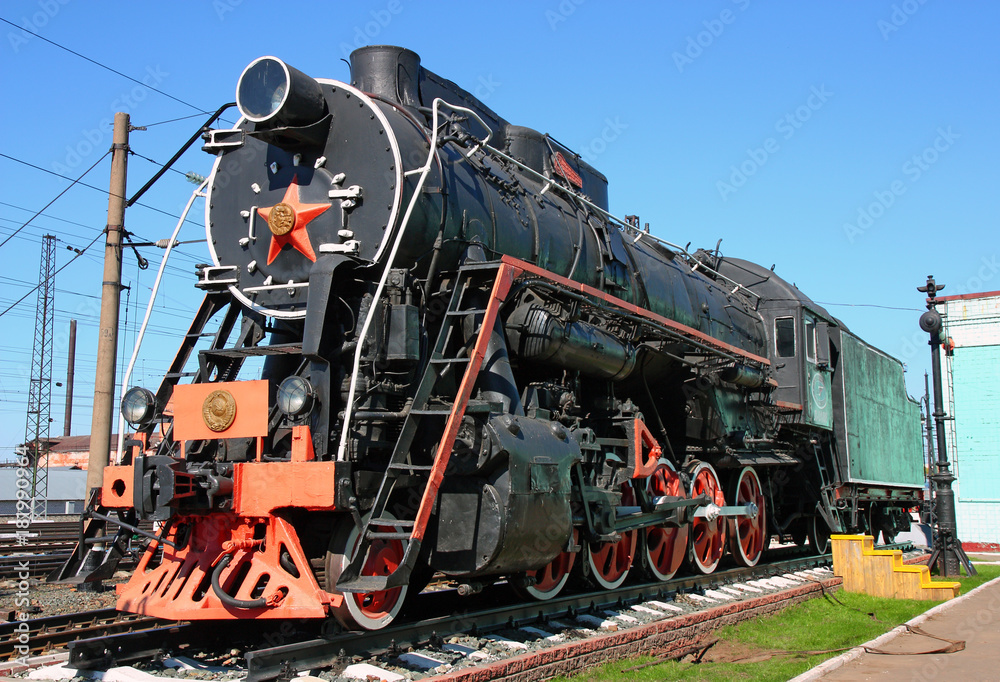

256,176,331,265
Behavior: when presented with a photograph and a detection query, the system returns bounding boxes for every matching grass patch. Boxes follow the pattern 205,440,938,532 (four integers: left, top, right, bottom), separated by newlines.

551,564,999,682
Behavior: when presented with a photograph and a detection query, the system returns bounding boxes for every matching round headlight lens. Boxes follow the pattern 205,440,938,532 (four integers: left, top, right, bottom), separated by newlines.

121,387,156,425
277,376,314,417
237,57,290,122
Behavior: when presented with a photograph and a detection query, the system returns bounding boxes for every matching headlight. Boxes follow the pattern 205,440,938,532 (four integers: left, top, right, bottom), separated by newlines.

236,56,326,128
277,376,314,417
121,387,156,425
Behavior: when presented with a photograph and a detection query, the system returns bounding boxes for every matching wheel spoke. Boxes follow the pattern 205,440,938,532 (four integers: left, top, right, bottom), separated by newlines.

688,462,726,573
729,467,766,567
326,515,409,630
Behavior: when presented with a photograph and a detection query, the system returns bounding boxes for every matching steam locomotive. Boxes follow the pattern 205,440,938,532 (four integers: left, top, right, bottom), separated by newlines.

58,46,925,630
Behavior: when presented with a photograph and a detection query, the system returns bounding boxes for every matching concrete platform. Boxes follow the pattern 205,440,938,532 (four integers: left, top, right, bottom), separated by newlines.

793,572,1000,681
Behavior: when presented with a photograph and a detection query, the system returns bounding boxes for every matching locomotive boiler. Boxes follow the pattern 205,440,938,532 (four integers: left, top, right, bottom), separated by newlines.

56,46,925,630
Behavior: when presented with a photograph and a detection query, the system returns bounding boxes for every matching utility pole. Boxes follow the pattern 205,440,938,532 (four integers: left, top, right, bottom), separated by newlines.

918,275,975,577
64,319,76,437
87,112,129,495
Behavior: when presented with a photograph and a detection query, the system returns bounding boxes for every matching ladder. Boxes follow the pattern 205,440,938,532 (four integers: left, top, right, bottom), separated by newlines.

813,440,842,533
336,262,516,592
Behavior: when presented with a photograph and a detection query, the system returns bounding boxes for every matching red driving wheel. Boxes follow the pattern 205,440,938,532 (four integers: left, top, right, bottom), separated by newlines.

584,484,638,589
513,529,578,601
729,466,767,567
643,461,688,581
325,515,408,630
688,461,726,574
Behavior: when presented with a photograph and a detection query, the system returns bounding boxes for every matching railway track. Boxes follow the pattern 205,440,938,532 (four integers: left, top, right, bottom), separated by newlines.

0,519,149,579
6,542,916,679
0,608,172,660
56,550,844,680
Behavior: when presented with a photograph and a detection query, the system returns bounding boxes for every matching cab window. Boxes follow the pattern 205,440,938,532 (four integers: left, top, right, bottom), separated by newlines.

775,317,795,357
805,318,817,362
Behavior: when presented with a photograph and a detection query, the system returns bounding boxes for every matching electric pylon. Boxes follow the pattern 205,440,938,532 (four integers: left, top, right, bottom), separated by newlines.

23,234,56,520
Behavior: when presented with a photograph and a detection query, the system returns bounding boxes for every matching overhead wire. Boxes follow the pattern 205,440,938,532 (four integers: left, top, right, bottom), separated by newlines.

0,200,106,235
131,150,191,179
0,229,105,319
0,151,110,250
142,111,220,128
813,301,924,313
0,23,235,443
0,17,207,114
0,151,201,230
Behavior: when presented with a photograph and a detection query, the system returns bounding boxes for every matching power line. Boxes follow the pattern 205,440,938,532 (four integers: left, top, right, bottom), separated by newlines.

131,150,190,179
0,200,107,235
0,17,205,113
142,111,218,128
0,151,200,229
0,230,104,319
0,151,109,250
814,301,924,313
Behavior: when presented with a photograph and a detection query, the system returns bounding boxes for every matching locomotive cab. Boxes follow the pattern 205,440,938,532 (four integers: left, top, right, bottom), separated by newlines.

717,256,925,547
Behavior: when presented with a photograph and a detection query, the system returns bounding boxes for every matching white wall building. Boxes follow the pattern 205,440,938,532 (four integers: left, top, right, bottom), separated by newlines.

938,290,1000,551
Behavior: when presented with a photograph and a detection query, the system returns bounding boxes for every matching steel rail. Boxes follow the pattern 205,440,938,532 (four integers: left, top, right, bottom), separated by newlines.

242,552,837,680
58,543,914,677
0,608,166,660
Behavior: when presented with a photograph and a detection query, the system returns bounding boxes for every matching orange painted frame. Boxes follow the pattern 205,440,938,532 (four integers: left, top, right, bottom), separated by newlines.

116,513,339,620
631,419,663,479
172,380,269,442
101,464,134,508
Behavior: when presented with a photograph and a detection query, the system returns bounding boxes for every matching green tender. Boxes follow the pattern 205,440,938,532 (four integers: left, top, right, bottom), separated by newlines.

840,332,924,486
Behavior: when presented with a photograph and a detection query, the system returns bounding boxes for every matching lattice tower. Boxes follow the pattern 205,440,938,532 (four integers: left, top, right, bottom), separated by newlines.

24,234,56,520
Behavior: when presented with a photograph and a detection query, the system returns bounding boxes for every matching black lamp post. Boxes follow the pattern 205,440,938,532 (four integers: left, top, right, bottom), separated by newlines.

918,275,976,577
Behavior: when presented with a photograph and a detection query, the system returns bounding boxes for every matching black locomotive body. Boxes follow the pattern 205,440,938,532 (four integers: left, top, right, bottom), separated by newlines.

60,47,925,629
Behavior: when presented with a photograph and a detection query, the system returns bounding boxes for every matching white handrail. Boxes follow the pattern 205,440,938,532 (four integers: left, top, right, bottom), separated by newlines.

114,179,209,464
335,99,492,462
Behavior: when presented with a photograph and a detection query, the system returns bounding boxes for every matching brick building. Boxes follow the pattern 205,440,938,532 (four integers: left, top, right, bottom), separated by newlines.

3,434,162,515
34,433,162,470
938,290,1000,551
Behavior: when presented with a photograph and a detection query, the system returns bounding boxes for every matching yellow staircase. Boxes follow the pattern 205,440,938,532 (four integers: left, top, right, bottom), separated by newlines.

831,534,961,601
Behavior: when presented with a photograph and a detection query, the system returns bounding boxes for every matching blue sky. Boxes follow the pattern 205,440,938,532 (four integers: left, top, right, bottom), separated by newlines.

1,0,998,461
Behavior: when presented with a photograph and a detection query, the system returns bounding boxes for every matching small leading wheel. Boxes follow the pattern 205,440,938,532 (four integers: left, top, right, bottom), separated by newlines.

809,514,832,555
643,461,688,581
688,461,726,574
325,514,408,630
512,530,577,601
728,466,767,567
583,485,638,590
